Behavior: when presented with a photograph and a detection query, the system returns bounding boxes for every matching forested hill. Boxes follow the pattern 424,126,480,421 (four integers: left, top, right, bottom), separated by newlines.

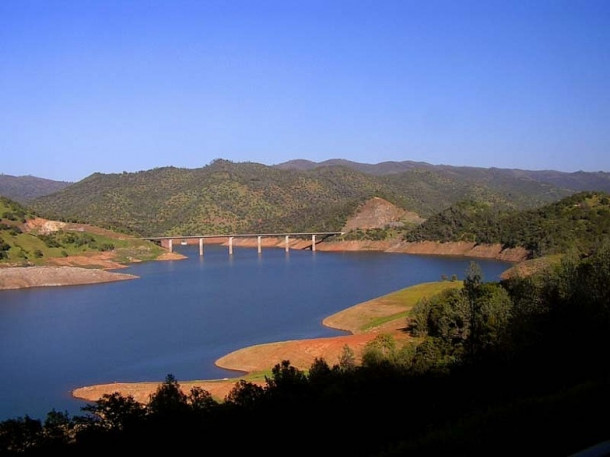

405,191,610,257
275,159,610,192
30,160,573,236
0,174,72,203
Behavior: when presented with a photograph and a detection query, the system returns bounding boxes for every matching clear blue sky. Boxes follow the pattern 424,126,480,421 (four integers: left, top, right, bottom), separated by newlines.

1,0,609,182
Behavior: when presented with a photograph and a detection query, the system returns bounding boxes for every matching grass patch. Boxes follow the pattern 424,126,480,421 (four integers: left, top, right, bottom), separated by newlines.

0,228,165,265
384,280,464,307
361,311,411,331
357,281,463,332
325,280,464,334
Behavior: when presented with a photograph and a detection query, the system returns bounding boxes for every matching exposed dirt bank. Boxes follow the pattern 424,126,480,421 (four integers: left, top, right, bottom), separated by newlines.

342,197,424,231
0,266,138,290
184,237,528,262
44,251,130,270
319,240,529,262
0,251,185,290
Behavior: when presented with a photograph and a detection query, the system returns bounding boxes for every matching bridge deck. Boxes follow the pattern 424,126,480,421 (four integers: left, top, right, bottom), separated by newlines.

143,232,343,240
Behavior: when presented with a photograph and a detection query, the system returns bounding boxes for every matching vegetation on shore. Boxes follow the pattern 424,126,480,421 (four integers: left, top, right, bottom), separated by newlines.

18,161,607,261
2,243,609,456
29,159,573,236
405,191,610,258
0,196,164,266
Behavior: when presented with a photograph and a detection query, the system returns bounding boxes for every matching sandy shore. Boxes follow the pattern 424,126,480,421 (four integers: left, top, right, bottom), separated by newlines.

72,281,458,404
0,266,138,290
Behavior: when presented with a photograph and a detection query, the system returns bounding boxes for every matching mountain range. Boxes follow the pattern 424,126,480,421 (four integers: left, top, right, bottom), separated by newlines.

2,159,610,237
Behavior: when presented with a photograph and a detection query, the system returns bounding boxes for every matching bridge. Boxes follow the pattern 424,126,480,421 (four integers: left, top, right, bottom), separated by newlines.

143,232,344,256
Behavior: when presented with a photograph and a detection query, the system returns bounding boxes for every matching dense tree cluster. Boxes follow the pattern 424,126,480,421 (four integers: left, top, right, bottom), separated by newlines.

405,191,610,257
2,243,609,456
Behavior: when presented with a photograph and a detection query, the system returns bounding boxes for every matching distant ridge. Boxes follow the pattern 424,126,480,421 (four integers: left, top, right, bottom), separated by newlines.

273,159,610,191
29,159,580,237
0,174,72,203
274,158,434,175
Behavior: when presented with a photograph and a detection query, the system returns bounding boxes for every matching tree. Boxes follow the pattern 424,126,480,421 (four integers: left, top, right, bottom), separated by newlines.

308,357,333,383
225,380,265,409
42,410,72,446
464,261,482,357
81,392,145,430
187,387,217,413
0,416,42,454
147,374,188,417
337,345,356,372
464,261,483,302
362,333,397,367
265,360,308,391
469,283,512,355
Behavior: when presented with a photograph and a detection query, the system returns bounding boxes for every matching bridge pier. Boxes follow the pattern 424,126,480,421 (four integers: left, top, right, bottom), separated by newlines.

229,236,234,255
199,238,204,256
257,236,262,254
312,234,316,252
168,239,173,253
285,235,290,252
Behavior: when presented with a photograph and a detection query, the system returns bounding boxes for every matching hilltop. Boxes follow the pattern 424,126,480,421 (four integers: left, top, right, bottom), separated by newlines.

28,159,578,237
0,174,72,203
274,158,610,192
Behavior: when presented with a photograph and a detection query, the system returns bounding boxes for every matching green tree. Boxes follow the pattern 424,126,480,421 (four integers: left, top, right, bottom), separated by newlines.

361,333,397,367
337,344,356,372
469,283,512,354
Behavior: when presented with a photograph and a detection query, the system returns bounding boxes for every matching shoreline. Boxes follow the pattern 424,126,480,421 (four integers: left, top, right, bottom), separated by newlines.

182,237,529,263
0,251,186,291
0,266,138,290
0,238,523,292
72,281,463,404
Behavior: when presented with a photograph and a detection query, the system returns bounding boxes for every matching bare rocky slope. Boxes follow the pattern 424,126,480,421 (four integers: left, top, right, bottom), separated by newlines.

341,196,424,231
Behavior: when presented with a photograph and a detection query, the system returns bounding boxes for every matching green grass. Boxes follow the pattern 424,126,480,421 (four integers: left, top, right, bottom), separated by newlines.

0,229,165,265
361,311,412,331
358,281,463,332
387,280,463,304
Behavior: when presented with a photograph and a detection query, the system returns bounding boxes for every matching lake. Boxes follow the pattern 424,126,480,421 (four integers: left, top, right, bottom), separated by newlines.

0,245,512,421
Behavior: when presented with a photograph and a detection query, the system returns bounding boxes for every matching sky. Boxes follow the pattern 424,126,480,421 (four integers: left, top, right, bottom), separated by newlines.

1,0,609,182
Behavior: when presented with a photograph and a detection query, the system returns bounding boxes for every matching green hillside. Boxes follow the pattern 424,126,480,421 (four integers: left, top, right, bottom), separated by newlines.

30,159,573,237
276,159,610,192
0,196,164,265
0,174,72,203
405,191,610,257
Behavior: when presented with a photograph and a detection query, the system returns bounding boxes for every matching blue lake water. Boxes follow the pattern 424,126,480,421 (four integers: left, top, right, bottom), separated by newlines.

0,245,512,421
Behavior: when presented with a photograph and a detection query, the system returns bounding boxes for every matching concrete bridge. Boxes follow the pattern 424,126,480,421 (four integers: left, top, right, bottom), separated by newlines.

143,232,344,256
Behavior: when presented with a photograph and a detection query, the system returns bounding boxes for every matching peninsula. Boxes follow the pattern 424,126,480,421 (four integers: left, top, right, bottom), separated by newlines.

72,281,462,404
